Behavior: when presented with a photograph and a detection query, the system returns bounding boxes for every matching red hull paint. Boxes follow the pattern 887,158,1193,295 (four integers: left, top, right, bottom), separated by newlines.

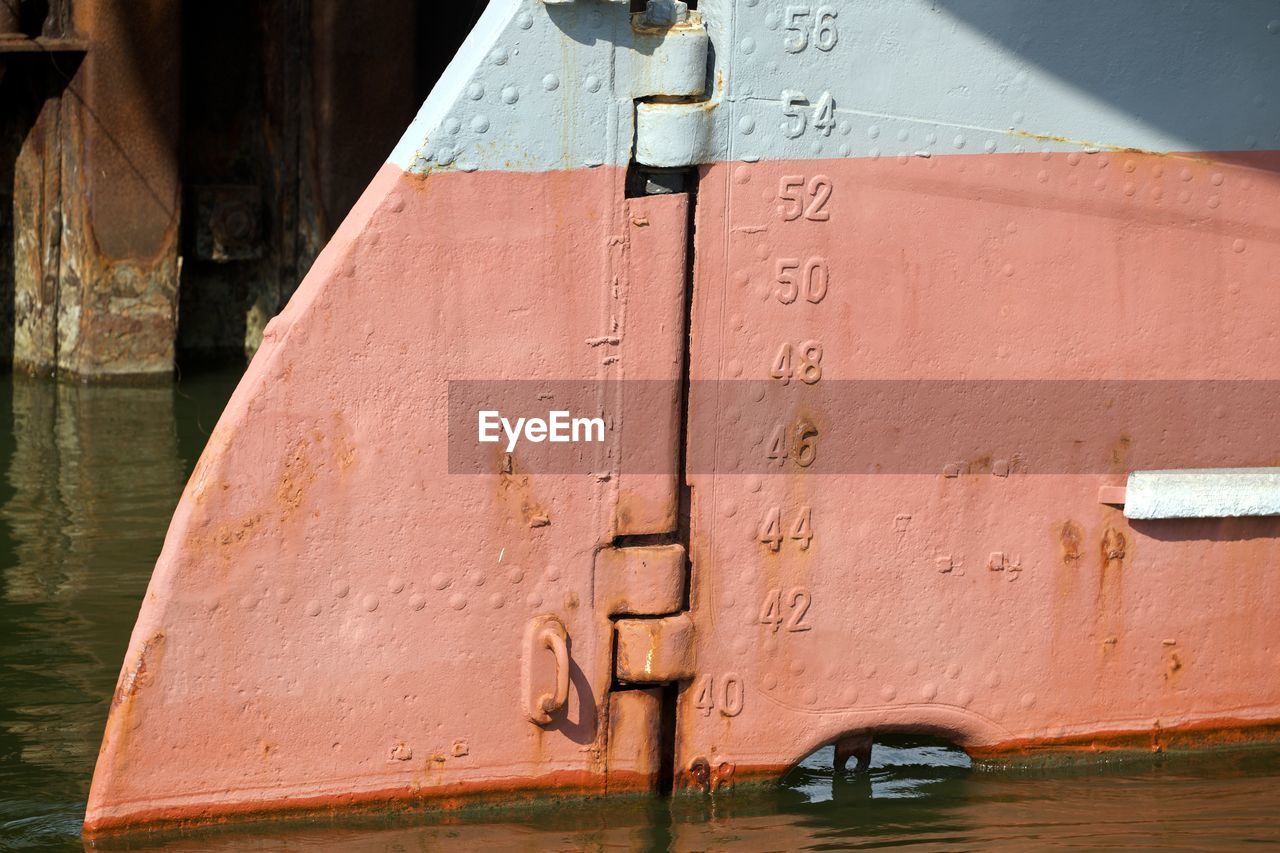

86,162,638,833
87,147,1280,832
680,150,1280,782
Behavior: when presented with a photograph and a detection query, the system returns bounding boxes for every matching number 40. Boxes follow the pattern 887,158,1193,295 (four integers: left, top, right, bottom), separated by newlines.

694,673,744,717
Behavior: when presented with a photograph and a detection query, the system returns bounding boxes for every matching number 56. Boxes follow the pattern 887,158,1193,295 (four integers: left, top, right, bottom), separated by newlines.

784,5,839,53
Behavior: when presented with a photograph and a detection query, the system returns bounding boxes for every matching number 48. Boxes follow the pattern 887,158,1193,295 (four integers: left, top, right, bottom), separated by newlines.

771,340,823,385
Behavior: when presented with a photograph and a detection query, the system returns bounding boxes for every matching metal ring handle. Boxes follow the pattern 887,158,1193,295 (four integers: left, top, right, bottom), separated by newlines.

538,626,570,717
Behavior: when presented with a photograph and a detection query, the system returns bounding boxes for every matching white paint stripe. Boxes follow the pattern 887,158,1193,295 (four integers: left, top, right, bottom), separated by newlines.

1125,468,1280,520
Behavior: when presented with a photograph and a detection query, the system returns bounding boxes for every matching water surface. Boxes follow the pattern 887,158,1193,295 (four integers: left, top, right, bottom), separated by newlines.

1,370,1278,851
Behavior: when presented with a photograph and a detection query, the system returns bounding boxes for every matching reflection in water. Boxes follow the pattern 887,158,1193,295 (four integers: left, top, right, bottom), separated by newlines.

0,371,238,850
0,371,1279,851
70,742,1280,852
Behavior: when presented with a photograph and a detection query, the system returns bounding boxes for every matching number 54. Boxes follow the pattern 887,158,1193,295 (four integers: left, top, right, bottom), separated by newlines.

781,90,836,139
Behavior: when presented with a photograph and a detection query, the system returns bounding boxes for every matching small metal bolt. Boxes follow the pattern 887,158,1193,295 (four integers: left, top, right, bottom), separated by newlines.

644,0,689,27
687,757,711,792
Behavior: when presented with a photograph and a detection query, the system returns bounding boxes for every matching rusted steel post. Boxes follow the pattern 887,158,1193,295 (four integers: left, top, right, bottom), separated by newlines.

4,1,73,374
179,0,425,363
307,0,418,239
47,0,180,380
8,70,63,375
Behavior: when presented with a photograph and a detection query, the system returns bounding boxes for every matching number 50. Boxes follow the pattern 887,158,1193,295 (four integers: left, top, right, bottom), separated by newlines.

776,257,829,304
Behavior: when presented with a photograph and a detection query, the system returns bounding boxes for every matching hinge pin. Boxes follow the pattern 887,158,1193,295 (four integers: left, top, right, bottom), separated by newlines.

643,0,689,27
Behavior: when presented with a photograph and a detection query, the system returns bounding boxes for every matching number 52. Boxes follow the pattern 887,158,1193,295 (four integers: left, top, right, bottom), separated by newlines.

777,175,833,222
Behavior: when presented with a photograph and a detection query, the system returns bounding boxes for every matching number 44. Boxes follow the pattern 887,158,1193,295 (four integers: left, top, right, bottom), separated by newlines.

759,506,813,551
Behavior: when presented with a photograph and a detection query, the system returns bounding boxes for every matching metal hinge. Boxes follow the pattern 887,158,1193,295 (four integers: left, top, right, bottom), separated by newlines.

606,544,693,688
632,2,715,169
608,0,712,795
531,0,711,795
615,611,696,682
604,543,695,794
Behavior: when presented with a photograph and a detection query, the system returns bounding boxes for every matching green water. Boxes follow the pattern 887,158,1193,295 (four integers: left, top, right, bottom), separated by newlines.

1,370,1279,851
